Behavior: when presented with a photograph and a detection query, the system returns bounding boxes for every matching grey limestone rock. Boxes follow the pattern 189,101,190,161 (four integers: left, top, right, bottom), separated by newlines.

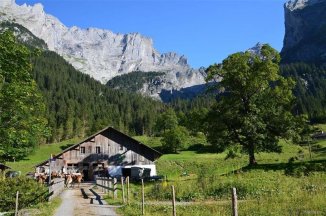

0,0,205,99
282,0,326,63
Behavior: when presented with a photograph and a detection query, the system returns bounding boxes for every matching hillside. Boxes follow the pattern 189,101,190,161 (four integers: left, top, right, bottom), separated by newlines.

106,71,165,93
281,63,326,122
119,137,326,215
0,0,206,99
280,0,326,122
31,50,165,142
107,71,210,102
7,134,326,215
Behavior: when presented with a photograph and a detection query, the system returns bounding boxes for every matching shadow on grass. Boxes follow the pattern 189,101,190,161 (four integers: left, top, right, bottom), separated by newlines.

241,159,326,172
313,146,326,155
187,143,220,154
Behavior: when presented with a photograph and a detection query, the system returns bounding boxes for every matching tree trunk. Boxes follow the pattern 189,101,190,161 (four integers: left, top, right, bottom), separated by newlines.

248,144,257,166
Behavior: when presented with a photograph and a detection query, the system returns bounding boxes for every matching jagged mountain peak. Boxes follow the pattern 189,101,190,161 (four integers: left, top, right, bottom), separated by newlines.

0,1,205,100
247,42,265,56
0,0,15,7
285,0,324,11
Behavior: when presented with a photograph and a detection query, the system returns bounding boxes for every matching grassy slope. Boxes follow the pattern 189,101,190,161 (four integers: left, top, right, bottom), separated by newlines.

5,131,326,215
120,135,326,216
7,139,78,174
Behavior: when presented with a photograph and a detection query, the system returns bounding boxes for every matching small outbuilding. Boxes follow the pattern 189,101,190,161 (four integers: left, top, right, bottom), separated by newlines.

35,127,162,181
0,163,11,172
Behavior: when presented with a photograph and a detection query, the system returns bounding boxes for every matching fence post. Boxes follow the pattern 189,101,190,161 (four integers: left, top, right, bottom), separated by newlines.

113,178,117,199
232,188,238,216
109,179,112,197
15,191,19,216
172,185,176,216
141,179,145,215
127,176,130,205
121,177,125,204
102,178,104,193
105,178,108,194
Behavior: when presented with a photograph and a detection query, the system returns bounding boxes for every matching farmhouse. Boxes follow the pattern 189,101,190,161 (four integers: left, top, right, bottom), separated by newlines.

35,127,162,181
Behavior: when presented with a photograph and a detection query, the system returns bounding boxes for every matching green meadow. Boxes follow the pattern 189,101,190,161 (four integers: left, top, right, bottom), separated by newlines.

115,134,326,215
6,139,78,174
5,128,326,216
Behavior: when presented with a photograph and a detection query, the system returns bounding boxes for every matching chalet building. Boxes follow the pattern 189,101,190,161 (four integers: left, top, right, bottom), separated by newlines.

35,127,162,181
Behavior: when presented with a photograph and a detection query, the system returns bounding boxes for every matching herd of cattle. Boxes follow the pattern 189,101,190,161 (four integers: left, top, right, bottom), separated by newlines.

34,172,83,188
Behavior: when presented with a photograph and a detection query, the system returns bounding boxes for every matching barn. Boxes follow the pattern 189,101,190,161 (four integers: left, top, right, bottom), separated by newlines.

35,127,162,181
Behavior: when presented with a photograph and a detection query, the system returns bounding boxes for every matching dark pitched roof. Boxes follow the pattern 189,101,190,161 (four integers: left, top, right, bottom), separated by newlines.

0,163,11,170
35,126,162,167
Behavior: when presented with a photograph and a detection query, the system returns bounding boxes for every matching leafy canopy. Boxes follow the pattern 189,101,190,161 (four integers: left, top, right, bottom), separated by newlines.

205,44,300,165
0,31,48,161
161,126,189,153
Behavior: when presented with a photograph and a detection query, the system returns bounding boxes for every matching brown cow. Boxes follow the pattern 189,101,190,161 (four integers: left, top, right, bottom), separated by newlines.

72,173,83,188
64,173,83,188
51,171,63,179
64,174,73,188
35,173,48,184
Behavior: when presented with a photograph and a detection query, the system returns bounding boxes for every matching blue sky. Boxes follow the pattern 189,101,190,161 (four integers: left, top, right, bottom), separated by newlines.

16,0,287,68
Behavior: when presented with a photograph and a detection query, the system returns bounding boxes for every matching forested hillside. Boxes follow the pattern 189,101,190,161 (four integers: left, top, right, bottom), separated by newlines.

31,51,165,142
106,71,165,92
281,63,326,122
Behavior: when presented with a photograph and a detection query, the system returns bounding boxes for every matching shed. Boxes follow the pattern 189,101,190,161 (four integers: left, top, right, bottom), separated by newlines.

0,163,11,172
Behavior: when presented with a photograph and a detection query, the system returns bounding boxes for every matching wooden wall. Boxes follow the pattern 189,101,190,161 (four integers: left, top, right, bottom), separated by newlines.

39,133,155,180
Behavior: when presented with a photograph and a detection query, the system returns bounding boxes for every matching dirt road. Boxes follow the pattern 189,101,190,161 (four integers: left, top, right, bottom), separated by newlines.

54,183,118,216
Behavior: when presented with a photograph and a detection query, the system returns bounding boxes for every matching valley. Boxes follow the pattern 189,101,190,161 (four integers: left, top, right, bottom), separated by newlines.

1,0,326,215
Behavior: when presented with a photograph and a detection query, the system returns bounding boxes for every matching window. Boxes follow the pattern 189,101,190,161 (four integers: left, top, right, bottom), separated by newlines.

120,144,123,151
80,147,85,154
96,146,101,154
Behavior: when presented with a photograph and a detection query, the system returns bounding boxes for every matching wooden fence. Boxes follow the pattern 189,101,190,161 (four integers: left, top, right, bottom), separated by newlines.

95,177,120,199
48,178,65,201
95,177,239,216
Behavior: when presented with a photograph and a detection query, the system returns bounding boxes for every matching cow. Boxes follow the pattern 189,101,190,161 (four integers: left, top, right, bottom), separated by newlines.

35,173,48,184
64,173,83,188
51,171,63,179
64,174,73,188
72,173,83,188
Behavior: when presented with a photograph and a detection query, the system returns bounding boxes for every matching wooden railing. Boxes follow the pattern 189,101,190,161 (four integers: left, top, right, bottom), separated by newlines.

95,177,119,199
48,178,65,201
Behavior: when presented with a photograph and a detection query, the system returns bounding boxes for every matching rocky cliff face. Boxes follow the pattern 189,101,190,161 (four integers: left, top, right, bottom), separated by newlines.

0,0,205,99
282,0,326,63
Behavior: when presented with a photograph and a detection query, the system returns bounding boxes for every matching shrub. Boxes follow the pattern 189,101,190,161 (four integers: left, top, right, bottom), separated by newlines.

0,177,48,212
225,145,242,160
285,157,326,177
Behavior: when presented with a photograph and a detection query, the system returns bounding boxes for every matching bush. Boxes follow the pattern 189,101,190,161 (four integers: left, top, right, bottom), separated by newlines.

225,145,242,160
285,157,326,177
0,177,48,212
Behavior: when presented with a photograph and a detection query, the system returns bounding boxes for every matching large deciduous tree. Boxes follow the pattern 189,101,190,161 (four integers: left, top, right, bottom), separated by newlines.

0,31,48,161
161,126,189,153
205,44,300,166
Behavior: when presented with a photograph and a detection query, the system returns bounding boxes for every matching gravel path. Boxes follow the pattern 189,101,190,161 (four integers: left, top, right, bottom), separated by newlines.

54,183,118,216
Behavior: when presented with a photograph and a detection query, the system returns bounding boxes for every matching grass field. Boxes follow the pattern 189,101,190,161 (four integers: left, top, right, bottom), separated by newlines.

115,136,326,216
6,138,79,174
4,127,326,215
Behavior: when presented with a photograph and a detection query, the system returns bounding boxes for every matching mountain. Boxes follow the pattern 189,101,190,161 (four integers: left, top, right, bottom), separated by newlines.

0,0,205,100
107,68,208,101
0,22,47,49
0,21,166,140
282,0,326,64
281,0,326,122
